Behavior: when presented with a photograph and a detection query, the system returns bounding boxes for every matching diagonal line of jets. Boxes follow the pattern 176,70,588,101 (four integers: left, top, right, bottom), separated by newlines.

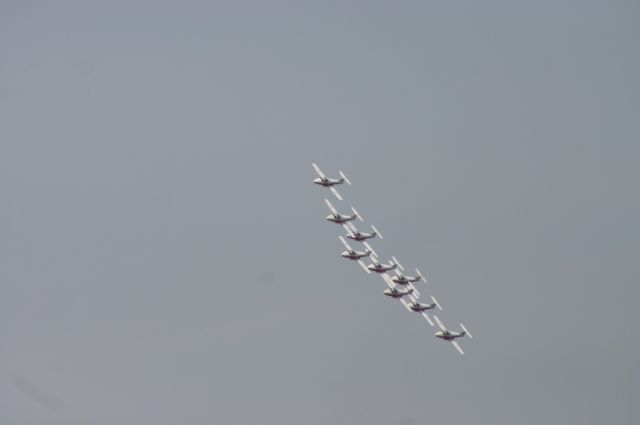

313,162,473,355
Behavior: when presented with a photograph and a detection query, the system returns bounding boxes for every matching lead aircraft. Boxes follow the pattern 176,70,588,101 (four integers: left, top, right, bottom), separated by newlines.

433,315,472,355
312,162,351,200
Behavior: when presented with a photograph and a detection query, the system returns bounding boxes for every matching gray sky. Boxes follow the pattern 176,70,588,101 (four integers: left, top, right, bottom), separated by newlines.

2,1,639,424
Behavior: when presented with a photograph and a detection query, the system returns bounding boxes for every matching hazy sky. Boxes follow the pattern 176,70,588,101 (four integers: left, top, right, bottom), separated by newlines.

2,1,639,424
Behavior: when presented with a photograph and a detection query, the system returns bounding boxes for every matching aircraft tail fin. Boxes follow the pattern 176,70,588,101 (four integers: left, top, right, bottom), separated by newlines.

460,323,472,338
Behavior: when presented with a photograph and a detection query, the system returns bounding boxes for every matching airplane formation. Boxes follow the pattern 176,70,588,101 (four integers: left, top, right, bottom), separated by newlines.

313,162,473,355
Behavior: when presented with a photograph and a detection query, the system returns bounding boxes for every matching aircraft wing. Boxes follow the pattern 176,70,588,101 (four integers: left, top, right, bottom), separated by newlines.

382,273,396,289
399,296,413,312
342,223,355,237
363,241,378,258
433,315,447,332
338,236,352,251
324,198,339,214
312,162,326,179
451,340,465,355
329,186,343,201
357,259,371,273
391,256,405,272
421,312,434,326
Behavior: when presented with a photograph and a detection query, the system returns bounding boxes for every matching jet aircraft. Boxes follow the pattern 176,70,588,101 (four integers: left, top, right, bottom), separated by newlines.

389,259,425,297
343,222,383,242
338,236,372,273
433,315,472,355
324,199,363,225
367,255,399,274
406,295,442,326
312,162,351,200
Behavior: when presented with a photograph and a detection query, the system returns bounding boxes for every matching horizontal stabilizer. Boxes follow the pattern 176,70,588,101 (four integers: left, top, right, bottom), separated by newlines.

352,207,363,222
460,323,472,338
431,296,442,311
339,170,351,185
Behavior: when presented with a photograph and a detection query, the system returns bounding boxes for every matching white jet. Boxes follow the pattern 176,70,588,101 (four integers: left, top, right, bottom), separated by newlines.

324,199,363,225
342,221,383,242
388,258,425,297
367,254,400,274
405,295,442,326
338,236,372,273
433,315,472,355
312,162,351,200
383,286,415,299
381,273,415,311
342,222,380,257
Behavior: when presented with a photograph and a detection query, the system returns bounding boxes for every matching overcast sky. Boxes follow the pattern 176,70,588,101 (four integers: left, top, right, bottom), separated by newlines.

2,1,639,424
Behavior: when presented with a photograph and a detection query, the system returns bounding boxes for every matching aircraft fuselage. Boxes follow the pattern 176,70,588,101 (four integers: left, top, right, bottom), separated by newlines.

409,303,436,312
327,214,355,224
341,250,369,260
435,331,464,341
369,264,396,273
313,177,343,187
347,232,374,241
383,288,413,298
391,275,419,284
